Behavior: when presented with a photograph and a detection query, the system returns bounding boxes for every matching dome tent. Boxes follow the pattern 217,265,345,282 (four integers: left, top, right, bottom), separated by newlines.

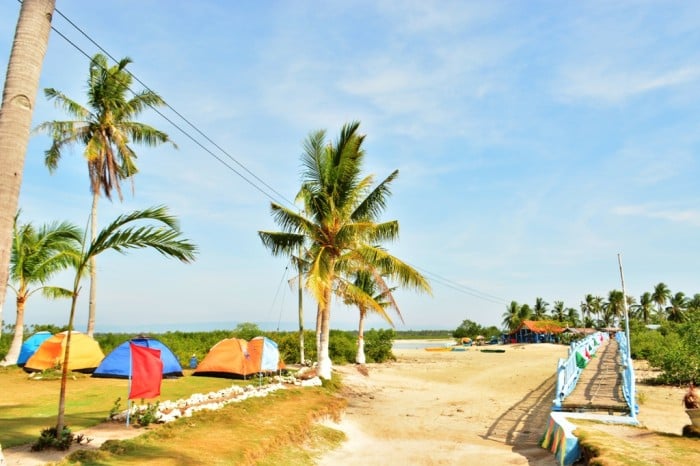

193,336,285,379
17,331,53,366
24,331,104,373
93,337,183,378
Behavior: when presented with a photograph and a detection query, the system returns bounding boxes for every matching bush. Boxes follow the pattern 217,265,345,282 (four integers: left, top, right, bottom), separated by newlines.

364,328,395,363
328,330,356,364
276,330,316,365
31,426,74,451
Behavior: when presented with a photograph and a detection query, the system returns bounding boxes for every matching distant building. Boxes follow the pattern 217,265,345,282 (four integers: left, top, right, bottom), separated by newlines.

508,320,564,343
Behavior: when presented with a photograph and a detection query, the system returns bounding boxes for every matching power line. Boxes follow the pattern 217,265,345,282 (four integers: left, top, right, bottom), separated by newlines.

42,5,509,309
48,6,297,210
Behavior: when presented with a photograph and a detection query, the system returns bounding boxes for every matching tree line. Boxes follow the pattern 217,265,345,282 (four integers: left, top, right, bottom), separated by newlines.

501,283,699,332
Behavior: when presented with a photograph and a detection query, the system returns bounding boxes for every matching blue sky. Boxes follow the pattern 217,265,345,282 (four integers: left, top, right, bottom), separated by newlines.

1,1,699,333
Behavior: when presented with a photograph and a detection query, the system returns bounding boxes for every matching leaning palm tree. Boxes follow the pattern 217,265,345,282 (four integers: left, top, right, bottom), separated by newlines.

652,282,671,321
35,53,175,337
343,269,399,364
1,213,81,366
55,205,197,436
259,121,431,379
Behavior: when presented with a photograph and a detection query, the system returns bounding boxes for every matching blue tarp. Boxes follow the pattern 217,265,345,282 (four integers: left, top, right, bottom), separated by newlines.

18,331,53,366
92,337,183,378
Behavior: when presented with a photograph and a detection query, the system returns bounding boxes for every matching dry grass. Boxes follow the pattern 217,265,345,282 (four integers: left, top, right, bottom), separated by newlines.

58,385,347,465
575,420,700,465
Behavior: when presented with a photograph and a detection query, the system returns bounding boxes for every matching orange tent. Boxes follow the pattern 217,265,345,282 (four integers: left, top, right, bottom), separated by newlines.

192,338,252,378
24,331,105,373
193,337,285,379
246,336,285,373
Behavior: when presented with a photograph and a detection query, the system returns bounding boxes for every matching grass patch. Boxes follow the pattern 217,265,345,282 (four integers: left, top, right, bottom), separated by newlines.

575,420,700,465
0,366,267,448
58,380,346,465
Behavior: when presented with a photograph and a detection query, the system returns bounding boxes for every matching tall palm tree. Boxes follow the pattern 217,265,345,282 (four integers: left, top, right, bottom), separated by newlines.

552,300,565,323
604,290,625,327
666,291,688,323
501,301,521,331
259,122,431,379
519,303,532,322
55,205,197,436
566,307,580,327
591,295,604,327
652,282,671,321
1,214,81,366
0,0,55,334
533,297,549,320
634,292,654,324
344,270,399,364
35,53,175,337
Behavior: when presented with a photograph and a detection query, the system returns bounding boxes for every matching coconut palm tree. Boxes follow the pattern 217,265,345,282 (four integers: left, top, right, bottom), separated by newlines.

501,301,521,331
0,0,55,334
533,297,549,320
35,53,175,337
634,292,654,324
652,282,671,321
666,291,688,323
259,121,431,379
552,300,565,323
1,213,81,366
580,294,597,328
566,307,580,327
604,290,625,327
343,269,399,364
55,205,196,436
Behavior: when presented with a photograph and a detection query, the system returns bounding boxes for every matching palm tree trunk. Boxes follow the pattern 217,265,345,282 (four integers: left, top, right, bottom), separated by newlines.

355,308,366,365
57,291,78,435
86,191,99,336
317,287,332,380
1,294,26,366
298,274,305,364
0,0,55,326
315,303,321,362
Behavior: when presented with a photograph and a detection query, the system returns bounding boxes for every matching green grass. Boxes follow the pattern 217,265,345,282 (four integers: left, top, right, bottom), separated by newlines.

0,366,259,448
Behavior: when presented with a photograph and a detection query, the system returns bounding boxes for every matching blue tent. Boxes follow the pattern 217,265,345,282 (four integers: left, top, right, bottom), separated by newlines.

18,331,53,366
92,337,183,378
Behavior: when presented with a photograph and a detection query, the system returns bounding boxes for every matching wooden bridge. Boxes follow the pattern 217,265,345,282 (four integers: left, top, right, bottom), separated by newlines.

558,337,629,414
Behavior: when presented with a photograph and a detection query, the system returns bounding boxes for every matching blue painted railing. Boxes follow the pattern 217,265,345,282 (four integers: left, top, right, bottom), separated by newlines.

615,331,638,421
553,332,608,410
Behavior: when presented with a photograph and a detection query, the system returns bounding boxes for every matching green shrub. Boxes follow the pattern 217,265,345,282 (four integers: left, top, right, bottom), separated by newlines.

364,328,395,363
328,330,356,364
31,425,74,451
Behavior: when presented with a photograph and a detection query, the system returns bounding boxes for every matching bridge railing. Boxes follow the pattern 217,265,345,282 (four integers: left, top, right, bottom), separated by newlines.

553,331,608,410
615,331,638,420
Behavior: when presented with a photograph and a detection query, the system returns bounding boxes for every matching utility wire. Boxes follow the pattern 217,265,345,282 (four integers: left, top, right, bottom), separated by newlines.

42,5,509,308
48,6,296,209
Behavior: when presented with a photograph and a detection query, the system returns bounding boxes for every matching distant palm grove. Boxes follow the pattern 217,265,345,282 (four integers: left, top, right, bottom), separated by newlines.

501,282,699,332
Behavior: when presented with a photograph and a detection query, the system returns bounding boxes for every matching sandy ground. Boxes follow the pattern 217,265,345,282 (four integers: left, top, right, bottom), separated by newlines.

315,343,690,466
2,341,691,465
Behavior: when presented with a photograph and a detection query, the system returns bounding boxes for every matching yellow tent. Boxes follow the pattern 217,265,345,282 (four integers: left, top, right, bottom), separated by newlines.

24,331,105,372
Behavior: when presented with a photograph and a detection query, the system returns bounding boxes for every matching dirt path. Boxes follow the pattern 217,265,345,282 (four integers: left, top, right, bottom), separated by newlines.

317,344,567,465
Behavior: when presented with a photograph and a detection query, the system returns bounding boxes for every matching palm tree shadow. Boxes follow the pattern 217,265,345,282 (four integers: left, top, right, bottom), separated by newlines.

482,373,558,465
